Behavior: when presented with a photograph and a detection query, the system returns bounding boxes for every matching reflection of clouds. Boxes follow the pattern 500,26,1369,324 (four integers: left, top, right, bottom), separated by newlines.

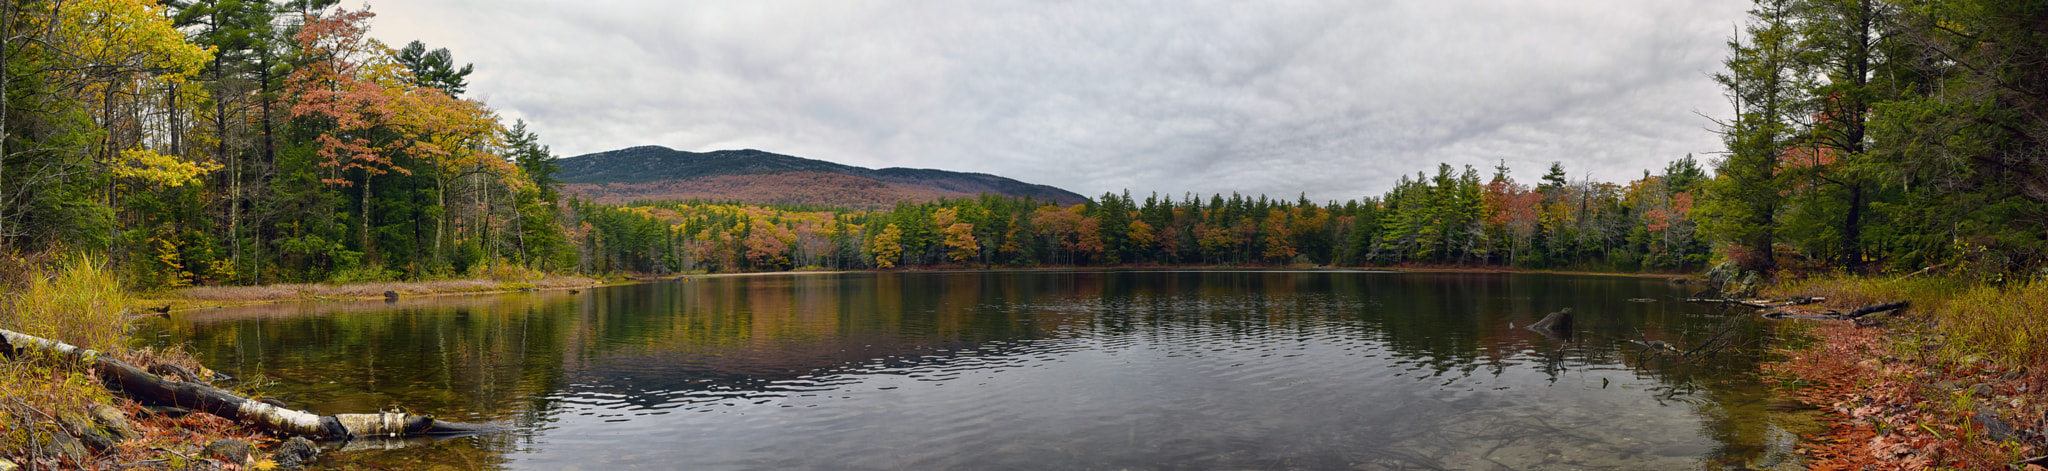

365,0,1746,201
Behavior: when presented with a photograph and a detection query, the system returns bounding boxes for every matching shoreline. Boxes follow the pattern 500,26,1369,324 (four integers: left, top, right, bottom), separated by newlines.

145,265,1699,311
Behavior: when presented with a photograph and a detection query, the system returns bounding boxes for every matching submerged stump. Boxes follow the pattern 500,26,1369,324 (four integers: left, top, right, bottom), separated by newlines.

1526,308,1573,336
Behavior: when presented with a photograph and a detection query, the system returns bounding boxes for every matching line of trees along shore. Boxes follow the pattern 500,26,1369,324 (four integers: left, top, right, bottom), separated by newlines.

4,0,2047,289
569,158,1712,274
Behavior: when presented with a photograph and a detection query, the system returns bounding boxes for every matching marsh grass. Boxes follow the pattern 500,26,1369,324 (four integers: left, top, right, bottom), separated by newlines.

1772,275,2048,367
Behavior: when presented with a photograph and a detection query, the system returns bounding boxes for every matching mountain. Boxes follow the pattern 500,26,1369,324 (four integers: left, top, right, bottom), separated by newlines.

555,146,1090,209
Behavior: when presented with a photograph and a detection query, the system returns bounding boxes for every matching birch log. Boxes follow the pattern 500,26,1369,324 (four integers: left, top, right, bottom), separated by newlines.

0,328,504,439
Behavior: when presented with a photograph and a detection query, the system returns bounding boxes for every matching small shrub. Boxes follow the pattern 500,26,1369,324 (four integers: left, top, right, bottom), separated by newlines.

326,263,394,284
486,262,545,283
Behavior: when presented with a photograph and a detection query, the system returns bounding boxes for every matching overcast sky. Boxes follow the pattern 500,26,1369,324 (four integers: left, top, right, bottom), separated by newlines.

362,0,1750,202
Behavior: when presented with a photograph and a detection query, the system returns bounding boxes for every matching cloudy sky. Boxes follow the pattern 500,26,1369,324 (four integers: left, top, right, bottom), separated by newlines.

362,0,1750,201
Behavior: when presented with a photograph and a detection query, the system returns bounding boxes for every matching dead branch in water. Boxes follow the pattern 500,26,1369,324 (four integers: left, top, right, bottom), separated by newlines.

1684,296,1825,308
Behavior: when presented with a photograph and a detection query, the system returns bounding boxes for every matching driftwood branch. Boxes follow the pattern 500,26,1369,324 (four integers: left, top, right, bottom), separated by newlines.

1760,301,1911,320
1894,264,1946,282
0,328,506,440
1684,296,1825,308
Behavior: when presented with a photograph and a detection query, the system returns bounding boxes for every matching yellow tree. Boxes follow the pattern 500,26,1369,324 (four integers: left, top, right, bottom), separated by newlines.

51,0,212,157
393,86,513,267
34,0,211,251
933,208,979,265
871,223,903,269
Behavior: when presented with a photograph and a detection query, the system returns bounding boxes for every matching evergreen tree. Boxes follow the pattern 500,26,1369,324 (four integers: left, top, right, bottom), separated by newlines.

1701,0,1805,273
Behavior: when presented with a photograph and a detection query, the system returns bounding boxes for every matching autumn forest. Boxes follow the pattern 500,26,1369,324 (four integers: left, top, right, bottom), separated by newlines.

3,0,2047,289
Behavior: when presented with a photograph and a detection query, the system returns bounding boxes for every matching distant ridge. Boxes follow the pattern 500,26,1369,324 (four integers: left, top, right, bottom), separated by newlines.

555,146,1089,209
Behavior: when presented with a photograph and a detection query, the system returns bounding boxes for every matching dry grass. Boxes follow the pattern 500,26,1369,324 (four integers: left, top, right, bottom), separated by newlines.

0,252,135,466
1940,281,2048,365
1,253,134,353
1771,274,2048,368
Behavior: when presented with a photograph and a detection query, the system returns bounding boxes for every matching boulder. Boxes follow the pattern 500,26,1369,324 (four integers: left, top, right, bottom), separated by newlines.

271,436,322,468
42,431,90,465
1976,404,2020,442
89,404,137,441
205,438,252,464
58,411,116,452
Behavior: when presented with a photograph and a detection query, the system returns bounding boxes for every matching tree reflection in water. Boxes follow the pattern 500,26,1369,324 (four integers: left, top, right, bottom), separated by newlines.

142,271,1806,470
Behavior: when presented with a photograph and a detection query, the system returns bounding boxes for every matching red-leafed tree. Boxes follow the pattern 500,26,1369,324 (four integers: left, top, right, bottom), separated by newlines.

285,8,415,258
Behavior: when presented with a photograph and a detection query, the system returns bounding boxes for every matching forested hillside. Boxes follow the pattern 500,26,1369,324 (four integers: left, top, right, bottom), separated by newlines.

555,146,1090,208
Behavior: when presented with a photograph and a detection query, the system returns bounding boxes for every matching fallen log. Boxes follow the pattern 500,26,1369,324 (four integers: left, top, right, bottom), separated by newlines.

1684,296,1824,308
1841,300,1909,319
0,328,506,440
1758,301,1909,321
1759,310,1838,320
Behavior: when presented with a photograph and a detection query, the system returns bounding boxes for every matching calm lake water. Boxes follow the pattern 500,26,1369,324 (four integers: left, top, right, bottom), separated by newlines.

141,270,1811,470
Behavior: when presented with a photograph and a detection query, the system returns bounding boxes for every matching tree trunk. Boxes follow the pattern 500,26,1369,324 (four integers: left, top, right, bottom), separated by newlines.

0,0,11,250
0,329,504,439
360,167,374,262
433,163,444,270
216,44,242,282
483,171,494,272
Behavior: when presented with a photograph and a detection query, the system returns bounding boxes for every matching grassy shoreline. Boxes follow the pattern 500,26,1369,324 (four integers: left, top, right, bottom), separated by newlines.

143,264,1697,311
1761,276,2047,469
139,274,603,312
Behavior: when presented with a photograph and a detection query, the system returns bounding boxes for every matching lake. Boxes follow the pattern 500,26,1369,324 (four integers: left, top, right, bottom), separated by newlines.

141,270,1810,470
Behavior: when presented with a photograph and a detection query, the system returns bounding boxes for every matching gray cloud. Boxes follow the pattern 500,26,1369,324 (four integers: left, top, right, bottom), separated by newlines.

364,0,1748,201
